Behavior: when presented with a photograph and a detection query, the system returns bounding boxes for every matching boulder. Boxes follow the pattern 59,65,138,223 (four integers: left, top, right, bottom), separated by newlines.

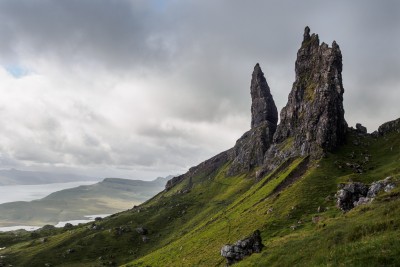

221,230,264,265
367,177,395,198
336,182,368,211
336,177,396,211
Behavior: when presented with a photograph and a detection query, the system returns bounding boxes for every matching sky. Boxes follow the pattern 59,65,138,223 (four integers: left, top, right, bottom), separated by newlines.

0,0,399,180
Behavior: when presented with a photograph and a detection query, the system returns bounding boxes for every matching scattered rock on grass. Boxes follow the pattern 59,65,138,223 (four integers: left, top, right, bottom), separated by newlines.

336,177,396,211
221,230,264,265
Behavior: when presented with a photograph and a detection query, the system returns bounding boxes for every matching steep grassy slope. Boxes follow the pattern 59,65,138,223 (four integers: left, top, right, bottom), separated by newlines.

0,130,399,267
127,130,400,267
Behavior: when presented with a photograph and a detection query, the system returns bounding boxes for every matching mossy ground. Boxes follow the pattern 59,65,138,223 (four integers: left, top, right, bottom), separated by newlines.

0,131,399,267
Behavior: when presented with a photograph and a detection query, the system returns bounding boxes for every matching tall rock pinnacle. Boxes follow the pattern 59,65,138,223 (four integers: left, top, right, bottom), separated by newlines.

227,64,278,176
268,26,347,164
251,63,278,128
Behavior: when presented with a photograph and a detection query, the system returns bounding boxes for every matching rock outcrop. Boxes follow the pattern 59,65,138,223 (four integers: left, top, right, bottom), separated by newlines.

227,64,277,176
336,177,396,211
261,26,347,173
220,230,264,265
355,123,367,134
378,118,400,136
166,27,349,188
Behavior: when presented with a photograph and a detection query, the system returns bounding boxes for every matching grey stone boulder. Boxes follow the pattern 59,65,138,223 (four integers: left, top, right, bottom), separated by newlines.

336,182,368,211
337,177,396,211
367,177,395,198
221,230,264,265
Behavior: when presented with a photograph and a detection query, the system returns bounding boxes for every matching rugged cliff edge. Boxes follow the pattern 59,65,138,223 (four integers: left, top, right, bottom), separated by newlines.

260,26,348,175
167,26,348,189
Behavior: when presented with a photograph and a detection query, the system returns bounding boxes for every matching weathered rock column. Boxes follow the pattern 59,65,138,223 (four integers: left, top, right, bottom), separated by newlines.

227,64,278,176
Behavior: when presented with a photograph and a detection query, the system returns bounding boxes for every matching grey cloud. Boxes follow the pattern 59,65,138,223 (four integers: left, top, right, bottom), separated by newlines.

0,1,399,179
0,0,176,72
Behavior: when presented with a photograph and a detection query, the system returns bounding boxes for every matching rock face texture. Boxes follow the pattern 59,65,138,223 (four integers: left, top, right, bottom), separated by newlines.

336,182,368,212
274,26,347,156
220,230,264,265
166,27,349,188
250,63,278,128
378,118,400,136
227,64,278,176
262,27,347,172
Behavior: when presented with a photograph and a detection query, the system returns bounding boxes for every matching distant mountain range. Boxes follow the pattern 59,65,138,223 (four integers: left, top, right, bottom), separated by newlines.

0,177,166,227
0,169,99,185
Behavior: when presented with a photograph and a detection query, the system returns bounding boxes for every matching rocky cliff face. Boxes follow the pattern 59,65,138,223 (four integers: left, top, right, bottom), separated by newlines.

263,27,347,172
227,64,277,176
166,27,349,189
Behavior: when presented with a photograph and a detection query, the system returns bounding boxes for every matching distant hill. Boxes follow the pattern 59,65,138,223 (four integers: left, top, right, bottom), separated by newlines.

0,177,166,227
0,169,98,185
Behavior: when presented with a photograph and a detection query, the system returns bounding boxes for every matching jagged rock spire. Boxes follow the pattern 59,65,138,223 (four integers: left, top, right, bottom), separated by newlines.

251,63,278,128
227,64,278,176
271,26,347,160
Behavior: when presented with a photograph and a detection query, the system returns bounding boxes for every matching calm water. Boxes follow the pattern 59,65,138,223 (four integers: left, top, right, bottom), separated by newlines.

0,214,111,232
0,181,98,204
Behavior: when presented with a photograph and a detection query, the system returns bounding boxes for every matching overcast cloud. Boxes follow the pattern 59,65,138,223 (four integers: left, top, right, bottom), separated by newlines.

0,0,399,180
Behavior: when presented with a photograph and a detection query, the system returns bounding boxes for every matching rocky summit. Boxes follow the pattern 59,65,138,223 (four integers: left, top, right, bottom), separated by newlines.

262,26,348,174
274,26,347,156
170,26,349,182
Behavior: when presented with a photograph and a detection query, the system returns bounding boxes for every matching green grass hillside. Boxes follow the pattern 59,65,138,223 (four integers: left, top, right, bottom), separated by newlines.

0,130,399,266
